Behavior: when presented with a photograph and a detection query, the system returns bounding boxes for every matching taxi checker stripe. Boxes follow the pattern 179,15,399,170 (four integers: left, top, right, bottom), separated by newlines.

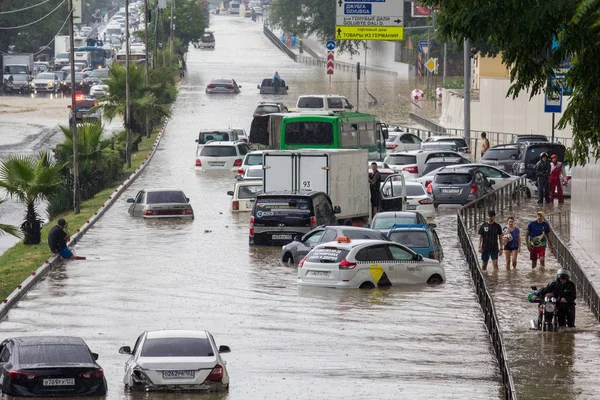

369,263,391,286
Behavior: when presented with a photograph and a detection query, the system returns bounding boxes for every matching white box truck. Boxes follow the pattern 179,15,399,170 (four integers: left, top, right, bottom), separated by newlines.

262,149,371,222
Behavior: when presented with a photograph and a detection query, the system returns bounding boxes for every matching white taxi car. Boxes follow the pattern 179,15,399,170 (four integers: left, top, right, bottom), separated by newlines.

227,181,262,211
298,238,445,289
118,330,231,392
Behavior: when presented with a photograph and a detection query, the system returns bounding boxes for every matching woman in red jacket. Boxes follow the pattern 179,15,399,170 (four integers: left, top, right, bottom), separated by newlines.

549,154,566,204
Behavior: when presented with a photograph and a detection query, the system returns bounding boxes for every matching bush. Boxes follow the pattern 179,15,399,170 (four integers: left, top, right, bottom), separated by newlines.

441,77,464,89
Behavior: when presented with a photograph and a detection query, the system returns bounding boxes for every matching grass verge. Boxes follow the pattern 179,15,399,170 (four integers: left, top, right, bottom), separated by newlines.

0,128,160,301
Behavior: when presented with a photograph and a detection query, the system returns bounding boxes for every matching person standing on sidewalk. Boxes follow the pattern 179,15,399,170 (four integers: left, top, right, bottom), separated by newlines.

480,132,490,159
502,216,520,269
549,154,566,204
478,210,503,270
526,211,553,269
535,152,551,204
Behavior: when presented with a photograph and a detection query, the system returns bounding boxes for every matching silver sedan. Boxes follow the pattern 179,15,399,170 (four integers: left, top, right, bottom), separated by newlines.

206,78,241,94
31,72,62,92
127,189,194,219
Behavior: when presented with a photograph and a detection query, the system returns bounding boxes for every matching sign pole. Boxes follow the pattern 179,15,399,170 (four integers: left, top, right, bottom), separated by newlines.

464,37,471,150
552,113,555,142
69,0,79,213
356,62,360,111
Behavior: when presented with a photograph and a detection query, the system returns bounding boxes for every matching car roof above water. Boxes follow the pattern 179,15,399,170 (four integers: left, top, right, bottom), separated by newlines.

13,336,86,346
145,330,208,339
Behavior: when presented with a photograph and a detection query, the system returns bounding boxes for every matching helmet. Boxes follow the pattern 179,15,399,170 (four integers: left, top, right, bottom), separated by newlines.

557,268,571,281
540,152,549,158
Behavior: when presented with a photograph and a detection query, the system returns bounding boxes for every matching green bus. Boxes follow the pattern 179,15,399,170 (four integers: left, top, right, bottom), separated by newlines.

249,111,387,160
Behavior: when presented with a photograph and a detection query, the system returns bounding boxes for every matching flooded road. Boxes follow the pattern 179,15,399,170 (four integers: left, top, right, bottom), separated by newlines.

465,198,600,399
0,16,502,399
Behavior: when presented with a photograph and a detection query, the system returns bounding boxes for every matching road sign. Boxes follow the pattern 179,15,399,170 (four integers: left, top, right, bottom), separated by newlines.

418,40,429,55
326,40,336,51
335,26,404,41
544,89,563,113
425,57,436,73
327,51,334,75
335,0,403,26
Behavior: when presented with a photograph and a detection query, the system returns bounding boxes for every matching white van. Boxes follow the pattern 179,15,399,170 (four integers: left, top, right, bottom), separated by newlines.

227,181,263,212
295,94,354,112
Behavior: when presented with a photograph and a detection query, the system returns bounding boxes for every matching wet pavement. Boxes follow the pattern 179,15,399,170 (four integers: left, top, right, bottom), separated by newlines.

0,16,503,399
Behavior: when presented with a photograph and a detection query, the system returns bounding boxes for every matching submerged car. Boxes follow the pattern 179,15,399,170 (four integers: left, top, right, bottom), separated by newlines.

119,330,231,392
227,180,262,212
257,78,288,94
127,189,194,219
31,72,62,93
68,96,101,124
206,78,241,94
0,336,107,396
194,31,215,48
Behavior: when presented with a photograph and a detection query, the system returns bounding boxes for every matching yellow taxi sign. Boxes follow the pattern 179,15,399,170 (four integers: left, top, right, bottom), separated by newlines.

335,26,404,41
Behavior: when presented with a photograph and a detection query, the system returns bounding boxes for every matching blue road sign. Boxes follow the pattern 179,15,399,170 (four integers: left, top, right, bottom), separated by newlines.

544,89,563,113
326,40,336,51
418,39,428,53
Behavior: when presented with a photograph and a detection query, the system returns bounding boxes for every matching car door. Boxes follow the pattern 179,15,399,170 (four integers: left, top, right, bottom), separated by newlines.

0,341,12,386
296,228,326,259
124,333,145,383
129,190,145,217
478,166,513,189
474,172,493,198
431,230,443,260
355,244,395,286
387,243,423,283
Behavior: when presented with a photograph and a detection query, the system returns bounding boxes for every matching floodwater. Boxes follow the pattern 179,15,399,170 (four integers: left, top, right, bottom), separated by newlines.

0,16,506,399
466,198,600,399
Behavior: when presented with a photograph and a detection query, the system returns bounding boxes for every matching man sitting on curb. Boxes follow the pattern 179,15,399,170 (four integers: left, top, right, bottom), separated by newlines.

48,219,86,260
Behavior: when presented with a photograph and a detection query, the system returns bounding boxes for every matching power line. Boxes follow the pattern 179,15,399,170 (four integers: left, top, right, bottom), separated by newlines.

0,0,66,30
0,0,54,15
0,10,71,55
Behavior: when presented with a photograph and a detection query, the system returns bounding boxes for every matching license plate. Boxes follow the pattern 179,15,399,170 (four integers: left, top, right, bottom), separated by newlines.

308,271,330,277
208,162,226,167
407,205,417,210
272,234,292,240
43,378,75,386
78,108,90,112
442,188,461,194
162,370,195,379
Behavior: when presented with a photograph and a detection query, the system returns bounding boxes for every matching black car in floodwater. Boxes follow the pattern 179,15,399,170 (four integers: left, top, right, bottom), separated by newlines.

0,336,107,396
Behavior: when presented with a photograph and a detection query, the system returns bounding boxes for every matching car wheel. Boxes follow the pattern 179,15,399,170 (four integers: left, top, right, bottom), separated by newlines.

282,252,294,264
427,274,443,284
359,281,375,289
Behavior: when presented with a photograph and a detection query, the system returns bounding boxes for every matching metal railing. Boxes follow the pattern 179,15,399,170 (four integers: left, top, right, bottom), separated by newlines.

456,178,527,399
262,24,297,61
547,212,600,321
457,212,517,400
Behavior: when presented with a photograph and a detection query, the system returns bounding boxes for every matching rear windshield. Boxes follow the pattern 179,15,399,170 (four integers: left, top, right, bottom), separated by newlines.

438,138,468,147
146,191,186,204
75,100,95,109
481,148,517,160
297,97,324,108
20,345,93,365
244,154,263,166
284,122,333,145
212,79,232,85
514,135,548,143
201,34,215,42
384,154,417,165
200,146,236,157
434,173,472,184
307,247,350,263
344,230,385,240
256,105,280,114
372,216,417,229
141,338,213,357
388,231,431,248
254,197,311,216
244,168,264,179
199,131,231,144
523,146,564,163
405,185,426,196
238,185,262,199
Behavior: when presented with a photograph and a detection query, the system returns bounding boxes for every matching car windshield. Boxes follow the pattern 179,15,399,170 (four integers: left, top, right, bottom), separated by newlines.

306,247,350,263
36,73,55,79
237,185,262,199
481,148,517,160
89,69,109,78
19,344,93,365
343,230,385,240
146,191,187,204
434,173,472,184
384,154,416,165
256,105,280,114
284,122,333,145
201,146,236,157
57,53,69,59
199,131,230,144
297,97,324,108
141,338,214,357
245,154,263,166
388,231,431,248
372,216,417,229
66,73,85,80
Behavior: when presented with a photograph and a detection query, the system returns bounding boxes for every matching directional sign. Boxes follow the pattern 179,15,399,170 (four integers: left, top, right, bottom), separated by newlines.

326,40,336,51
327,51,335,75
335,0,404,27
335,26,404,41
425,57,436,73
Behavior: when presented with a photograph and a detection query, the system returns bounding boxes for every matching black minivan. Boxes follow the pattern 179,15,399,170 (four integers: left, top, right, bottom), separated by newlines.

512,142,566,180
249,191,339,245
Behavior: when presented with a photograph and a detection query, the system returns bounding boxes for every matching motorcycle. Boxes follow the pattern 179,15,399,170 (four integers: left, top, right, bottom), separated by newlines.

528,286,559,332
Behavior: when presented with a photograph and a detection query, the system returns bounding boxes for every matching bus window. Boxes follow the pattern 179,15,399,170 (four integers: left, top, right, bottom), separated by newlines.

341,123,358,147
359,122,376,146
284,122,333,145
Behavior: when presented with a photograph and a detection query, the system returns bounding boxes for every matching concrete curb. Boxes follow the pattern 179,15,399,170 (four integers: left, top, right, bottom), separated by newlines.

0,100,177,321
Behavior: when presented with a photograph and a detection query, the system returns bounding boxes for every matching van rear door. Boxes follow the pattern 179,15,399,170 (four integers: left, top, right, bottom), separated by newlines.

264,153,294,192
298,154,328,192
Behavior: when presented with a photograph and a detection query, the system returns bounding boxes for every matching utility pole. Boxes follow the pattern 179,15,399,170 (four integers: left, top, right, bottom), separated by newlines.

68,0,80,213
170,0,175,54
443,43,447,84
125,0,131,168
464,38,471,149
154,1,159,68
145,0,150,137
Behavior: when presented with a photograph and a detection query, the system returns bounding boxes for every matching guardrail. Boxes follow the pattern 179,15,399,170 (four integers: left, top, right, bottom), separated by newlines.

262,24,297,61
547,212,600,321
456,178,527,399
457,212,517,400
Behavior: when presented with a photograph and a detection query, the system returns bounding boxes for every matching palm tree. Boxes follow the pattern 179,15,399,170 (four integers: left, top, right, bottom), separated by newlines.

0,199,21,238
0,152,67,244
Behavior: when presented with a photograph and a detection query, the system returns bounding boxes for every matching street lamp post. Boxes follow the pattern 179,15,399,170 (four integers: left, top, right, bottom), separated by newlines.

170,0,175,54
145,0,150,137
68,0,80,213
125,0,131,168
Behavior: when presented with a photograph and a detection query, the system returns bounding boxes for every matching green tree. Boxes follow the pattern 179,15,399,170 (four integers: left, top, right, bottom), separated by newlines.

419,0,600,165
0,152,66,245
152,0,209,55
0,199,21,238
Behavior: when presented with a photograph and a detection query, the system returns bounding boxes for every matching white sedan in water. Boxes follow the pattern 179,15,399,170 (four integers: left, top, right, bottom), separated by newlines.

119,330,231,392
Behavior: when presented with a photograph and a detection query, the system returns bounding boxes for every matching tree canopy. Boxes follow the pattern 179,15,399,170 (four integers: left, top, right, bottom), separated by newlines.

419,0,600,165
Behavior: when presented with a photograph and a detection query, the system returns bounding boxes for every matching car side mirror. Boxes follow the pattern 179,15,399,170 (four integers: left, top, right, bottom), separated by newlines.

293,234,302,242
235,175,243,181
67,105,72,109
363,223,370,228
126,198,135,203
531,286,538,291
218,345,231,353
118,346,132,355
186,197,190,202
286,86,289,90
257,85,260,89
427,223,437,228
333,206,341,214
413,253,423,261
227,190,234,196
238,85,242,88
195,139,199,143
489,179,496,185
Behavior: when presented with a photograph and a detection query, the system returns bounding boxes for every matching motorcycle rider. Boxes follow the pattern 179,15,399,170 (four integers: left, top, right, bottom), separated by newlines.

530,268,576,328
